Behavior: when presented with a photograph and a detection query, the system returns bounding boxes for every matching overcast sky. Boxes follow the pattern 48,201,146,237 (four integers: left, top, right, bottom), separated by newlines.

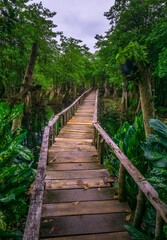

31,0,114,52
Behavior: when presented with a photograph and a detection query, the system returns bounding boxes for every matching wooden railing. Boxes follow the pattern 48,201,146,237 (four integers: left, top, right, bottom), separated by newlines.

23,88,92,240
93,90,167,239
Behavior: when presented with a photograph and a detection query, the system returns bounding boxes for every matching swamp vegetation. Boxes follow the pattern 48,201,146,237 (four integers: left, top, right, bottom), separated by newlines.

0,0,167,239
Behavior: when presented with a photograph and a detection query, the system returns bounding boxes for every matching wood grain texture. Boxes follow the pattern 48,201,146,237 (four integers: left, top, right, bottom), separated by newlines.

40,213,130,238
42,232,131,240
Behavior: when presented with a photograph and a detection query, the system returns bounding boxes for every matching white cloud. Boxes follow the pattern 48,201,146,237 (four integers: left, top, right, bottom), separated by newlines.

31,0,114,52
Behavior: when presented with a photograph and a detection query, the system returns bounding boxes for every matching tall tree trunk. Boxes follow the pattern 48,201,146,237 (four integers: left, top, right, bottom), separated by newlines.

12,43,38,131
104,81,110,98
138,66,154,137
120,81,128,112
133,66,155,229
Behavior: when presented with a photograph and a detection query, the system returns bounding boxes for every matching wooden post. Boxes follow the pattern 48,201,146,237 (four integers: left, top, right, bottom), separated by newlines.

93,126,96,146
52,125,55,144
155,211,164,239
60,115,64,128
133,189,145,228
99,139,104,165
97,134,104,164
118,164,126,202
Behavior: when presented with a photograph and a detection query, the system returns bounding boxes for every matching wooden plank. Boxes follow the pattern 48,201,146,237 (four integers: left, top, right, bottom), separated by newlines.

43,187,118,203
48,151,97,159
40,213,129,238
46,162,102,171
63,125,92,131
54,138,93,144
60,129,91,133
48,156,98,164
58,133,92,139
49,145,96,152
45,169,109,180
42,200,131,217
45,177,110,189
51,143,95,150
42,232,131,240
67,122,92,125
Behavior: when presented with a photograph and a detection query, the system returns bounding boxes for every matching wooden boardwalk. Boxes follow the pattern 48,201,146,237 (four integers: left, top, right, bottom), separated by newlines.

40,91,131,239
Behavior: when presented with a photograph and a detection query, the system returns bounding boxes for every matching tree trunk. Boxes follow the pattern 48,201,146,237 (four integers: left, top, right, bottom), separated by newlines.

120,81,128,111
133,66,155,229
138,66,154,137
104,81,110,98
12,43,38,131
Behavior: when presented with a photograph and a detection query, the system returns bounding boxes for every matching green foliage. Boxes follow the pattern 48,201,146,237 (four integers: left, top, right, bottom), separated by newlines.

114,115,146,171
116,41,148,64
113,115,146,208
0,102,35,236
125,224,152,240
143,119,167,203
0,102,33,164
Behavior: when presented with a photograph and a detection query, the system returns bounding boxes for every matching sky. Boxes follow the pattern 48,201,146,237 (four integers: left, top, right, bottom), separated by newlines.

31,0,114,52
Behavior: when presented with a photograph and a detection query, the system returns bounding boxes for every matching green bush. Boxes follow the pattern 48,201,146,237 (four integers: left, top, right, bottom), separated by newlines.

0,102,35,238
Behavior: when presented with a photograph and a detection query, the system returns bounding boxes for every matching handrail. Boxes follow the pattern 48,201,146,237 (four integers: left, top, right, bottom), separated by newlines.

93,89,167,238
23,88,92,240
48,88,92,127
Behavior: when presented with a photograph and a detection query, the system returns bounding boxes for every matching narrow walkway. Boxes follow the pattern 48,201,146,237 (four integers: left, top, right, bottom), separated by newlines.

40,91,131,239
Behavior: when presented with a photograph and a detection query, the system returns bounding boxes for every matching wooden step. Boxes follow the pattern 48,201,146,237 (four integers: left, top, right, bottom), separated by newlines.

43,187,118,203
40,213,130,238
41,232,131,240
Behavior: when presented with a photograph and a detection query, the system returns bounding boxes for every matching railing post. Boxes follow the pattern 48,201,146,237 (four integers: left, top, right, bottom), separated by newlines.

60,115,64,128
133,189,145,228
99,139,104,165
118,164,126,202
97,133,104,164
93,126,96,146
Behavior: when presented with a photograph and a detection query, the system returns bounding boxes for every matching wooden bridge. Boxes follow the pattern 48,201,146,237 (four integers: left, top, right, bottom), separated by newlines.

23,89,167,240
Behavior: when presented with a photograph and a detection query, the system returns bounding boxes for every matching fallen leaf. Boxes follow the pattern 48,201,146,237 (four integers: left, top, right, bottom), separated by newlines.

72,201,79,206
84,185,89,190
49,226,55,234
126,214,132,222
113,194,118,200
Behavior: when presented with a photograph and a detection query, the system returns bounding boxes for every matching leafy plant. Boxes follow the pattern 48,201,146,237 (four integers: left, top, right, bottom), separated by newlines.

142,119,167,204
0,102,35,237
125,224,152,240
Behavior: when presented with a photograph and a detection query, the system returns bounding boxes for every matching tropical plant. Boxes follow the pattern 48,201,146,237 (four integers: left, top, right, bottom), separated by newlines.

142,119,167,204
0,102,35,238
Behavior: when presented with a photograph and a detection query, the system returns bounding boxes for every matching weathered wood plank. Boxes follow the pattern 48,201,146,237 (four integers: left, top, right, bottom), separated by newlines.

45,177,110,189
45,169,109,180
48,151,97,159
43,187,118,203
42,200,131,217
50,144,96,151
42,232,131,240
54,137,93,144
58,133,93,139
40,213,129,238
46,162,102,171
48,156,98,164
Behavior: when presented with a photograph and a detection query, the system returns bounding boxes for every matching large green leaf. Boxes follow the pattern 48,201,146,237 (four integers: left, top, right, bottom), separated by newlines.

149,119,167,138
0,102,10,121
7,104,24,122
